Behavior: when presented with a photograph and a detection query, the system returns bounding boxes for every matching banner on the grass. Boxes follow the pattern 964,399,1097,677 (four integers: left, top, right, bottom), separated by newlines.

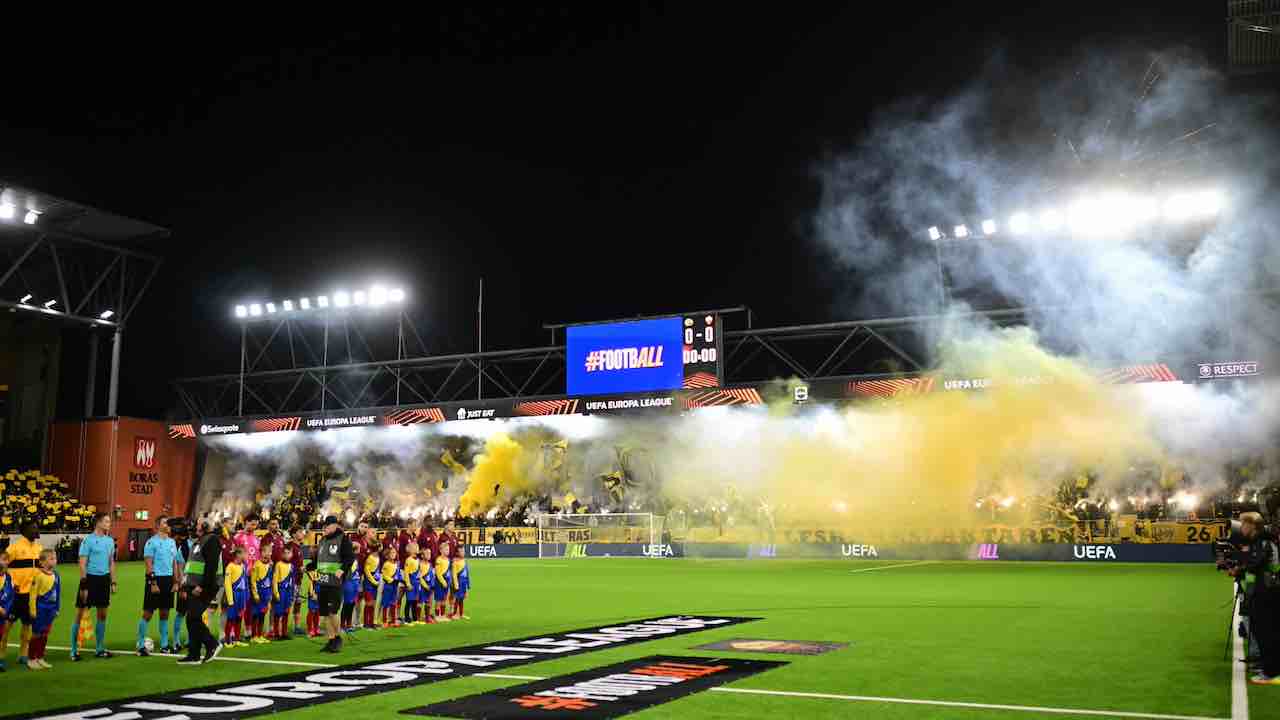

11,616,758,720
692,639,848,656
402,655,785,718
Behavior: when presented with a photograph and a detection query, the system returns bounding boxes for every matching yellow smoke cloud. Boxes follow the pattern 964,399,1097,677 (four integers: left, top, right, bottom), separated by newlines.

663,327,1161,530
457,433,532,516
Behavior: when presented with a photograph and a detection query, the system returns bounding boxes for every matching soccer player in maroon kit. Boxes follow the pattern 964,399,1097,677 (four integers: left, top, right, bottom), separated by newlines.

349,522,379,630
285,526,306,635
349,522,368,626
396,521,417,622
216,516,237,641
437,521,461,620
418,523,437,563
263,518,285,564
259,519,285,637
398,522,416,564
420,523,441,619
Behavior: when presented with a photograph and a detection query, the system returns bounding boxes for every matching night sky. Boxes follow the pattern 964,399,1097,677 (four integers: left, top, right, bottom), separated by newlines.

1,6,1223,420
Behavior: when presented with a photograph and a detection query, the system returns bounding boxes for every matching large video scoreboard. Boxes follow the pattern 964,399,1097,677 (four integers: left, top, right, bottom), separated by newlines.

565,313,723,395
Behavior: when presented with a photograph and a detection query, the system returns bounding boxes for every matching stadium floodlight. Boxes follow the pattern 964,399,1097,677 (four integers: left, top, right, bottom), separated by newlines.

981,219,997,235
99,309,114,320
235,305,248,318
1067,198,1101,234
317,295,330,308
927,226,942,241
1039,209,1063,231
1192,190,1223,217
953,224,969,239
43,299,57,308
369,285,388,306
1164,194,1194,221
265,302,277,314
249,303,262,317
389,288,406,303
23,210,38,225
333,291,350,308
19,293,32,304
299,297,311,310
1133,196,1159,223
282,300,294,312
0,203,14,220
1008,212,1031,234
353,290,367,306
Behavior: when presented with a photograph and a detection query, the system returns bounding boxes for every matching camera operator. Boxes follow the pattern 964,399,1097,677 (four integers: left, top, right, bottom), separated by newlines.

1229,512,1280,685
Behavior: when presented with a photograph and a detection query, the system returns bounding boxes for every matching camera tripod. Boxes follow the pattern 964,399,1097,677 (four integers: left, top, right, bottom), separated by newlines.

1225,580,1244,662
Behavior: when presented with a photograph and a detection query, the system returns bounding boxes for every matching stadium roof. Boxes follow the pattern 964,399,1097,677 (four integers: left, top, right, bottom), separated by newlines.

0,180,166,328
0,179,168,255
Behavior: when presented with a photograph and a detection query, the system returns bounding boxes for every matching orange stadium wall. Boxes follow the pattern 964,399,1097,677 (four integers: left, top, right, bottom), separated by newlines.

46,418,198,559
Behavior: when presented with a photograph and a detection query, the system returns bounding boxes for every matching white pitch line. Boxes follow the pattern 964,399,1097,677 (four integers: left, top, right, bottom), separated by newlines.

31,651,1233,719
47,645,338,668
708,688,1227,720
849,560,938,574
463,673,1223,719
1230,586,1248,720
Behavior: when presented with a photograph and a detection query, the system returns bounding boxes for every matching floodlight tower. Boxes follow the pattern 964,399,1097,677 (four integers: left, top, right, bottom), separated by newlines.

231,283,410,416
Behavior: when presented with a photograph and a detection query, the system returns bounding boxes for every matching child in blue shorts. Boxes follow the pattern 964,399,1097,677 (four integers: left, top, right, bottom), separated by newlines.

271,547,296,640
223,547,248,646
450,558,470,620
341,557,360,632
26,550,60,670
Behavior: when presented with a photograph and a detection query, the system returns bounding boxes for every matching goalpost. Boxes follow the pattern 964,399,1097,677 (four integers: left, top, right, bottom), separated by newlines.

536,513,661,558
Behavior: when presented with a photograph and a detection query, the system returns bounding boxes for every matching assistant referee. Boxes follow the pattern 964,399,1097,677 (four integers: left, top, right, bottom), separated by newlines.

71,513,117,661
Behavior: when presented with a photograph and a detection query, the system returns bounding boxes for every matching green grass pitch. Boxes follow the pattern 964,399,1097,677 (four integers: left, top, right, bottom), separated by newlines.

1,558,1267,719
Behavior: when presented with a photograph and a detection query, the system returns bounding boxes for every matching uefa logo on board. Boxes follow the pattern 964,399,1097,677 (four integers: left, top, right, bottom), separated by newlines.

135,437,157,469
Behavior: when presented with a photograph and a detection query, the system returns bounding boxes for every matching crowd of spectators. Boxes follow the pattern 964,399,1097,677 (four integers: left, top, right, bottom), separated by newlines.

0,468,97,533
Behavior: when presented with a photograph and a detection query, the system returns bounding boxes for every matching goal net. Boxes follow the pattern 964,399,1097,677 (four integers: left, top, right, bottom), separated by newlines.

536,513,661,558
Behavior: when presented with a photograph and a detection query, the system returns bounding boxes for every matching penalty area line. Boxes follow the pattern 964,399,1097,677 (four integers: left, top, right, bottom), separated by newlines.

47,645,338,668
849,560,939,574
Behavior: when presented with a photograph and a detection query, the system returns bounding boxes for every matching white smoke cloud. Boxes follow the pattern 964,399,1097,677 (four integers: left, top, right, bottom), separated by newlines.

812,44,1280,495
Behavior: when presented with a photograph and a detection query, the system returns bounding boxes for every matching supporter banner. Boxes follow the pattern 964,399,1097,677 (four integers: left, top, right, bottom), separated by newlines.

756,522,1229,546
403,655,785,719
457,527,538,545
13,615,757,720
